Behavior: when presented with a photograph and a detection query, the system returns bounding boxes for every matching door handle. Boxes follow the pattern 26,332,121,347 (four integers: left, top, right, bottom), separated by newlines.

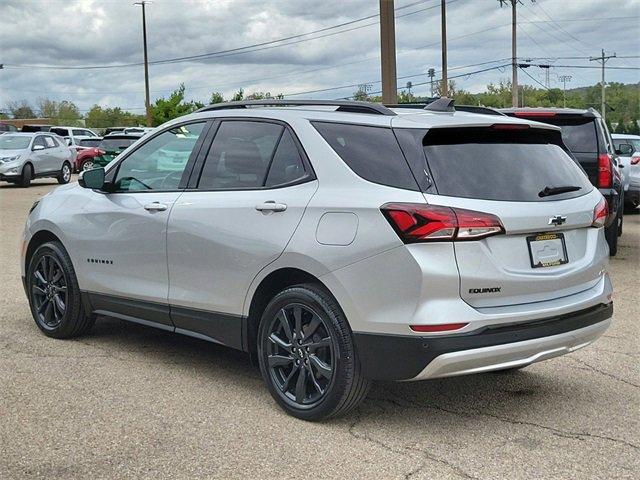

255,201,287,212
144,202,168,212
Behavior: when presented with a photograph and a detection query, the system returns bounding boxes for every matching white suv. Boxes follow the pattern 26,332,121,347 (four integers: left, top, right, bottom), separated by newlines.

21,100,613,420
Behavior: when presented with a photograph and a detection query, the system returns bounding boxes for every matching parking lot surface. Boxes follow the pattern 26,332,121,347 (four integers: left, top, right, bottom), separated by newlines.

1,178,638,480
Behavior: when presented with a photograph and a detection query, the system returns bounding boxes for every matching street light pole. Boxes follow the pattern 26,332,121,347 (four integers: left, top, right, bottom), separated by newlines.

379,0,397,104
440,0,448,97
134,1,152,127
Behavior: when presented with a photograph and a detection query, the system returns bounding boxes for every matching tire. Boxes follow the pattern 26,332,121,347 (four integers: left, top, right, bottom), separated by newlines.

19,163,32,188
26,241,95,339
605,219,618,256
257,283,370,421
81,159,95,172
57,162,71,184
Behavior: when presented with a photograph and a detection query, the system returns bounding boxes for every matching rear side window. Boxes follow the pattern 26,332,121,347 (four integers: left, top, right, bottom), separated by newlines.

265,130,307,187
549,119,597,153
313,122,418,191
421,127,593,202
198,121,283,189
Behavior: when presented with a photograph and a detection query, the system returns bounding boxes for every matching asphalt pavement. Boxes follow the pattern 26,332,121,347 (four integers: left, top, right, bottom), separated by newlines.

1,178,638,479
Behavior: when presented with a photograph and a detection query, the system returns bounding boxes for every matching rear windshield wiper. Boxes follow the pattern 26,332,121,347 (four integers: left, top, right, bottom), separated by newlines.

538,185,582,197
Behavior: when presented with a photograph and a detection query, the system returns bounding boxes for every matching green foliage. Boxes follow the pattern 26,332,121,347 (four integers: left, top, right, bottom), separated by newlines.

150,84,203,127
85,105,144,129
6,99,35,119
210,92,224,104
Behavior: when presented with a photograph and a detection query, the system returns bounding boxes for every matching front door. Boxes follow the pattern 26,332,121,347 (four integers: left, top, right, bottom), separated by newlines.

167,120,317,347
71,122,208,327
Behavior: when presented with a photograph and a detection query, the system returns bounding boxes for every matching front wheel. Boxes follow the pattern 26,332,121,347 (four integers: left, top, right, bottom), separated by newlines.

27,241,95,338
57,162,71,184
19,163,32,188
257,284,370,421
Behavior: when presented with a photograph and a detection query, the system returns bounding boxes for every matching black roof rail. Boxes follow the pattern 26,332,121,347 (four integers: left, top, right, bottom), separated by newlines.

423,97,455,112
196,99,396,116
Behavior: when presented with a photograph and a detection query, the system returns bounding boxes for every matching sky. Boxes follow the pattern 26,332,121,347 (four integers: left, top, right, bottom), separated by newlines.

0,0,638,115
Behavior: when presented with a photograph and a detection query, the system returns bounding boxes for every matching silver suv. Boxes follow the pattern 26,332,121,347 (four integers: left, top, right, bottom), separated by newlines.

21,100,613,420
1,132,73,187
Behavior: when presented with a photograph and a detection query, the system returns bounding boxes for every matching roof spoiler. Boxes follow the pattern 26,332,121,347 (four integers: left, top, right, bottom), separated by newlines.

196,99,396,116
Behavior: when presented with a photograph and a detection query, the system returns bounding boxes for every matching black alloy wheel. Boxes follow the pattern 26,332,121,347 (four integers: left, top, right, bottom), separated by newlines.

30,254,68,330
265,303,334,408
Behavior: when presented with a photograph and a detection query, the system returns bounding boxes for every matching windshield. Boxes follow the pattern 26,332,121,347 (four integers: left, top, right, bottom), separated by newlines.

614,138,640,153
421,127,593,202
99,138,136,151
0,135,31,150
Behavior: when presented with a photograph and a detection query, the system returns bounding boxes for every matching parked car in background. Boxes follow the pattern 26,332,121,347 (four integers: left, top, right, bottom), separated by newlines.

92,133,142,168
21,125,52,133
49,126,99,147
612,133,640,210
1,122,19,133
21,100,613,420
501,108,624,256
74,137,104,172
103,127,127,135
123,127,154,135
0,132,72,187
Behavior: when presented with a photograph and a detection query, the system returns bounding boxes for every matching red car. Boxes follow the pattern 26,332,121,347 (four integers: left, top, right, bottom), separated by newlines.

74,137,104,172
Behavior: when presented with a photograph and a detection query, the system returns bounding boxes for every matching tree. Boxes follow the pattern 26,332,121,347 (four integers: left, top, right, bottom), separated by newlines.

614,120,626,134
210,92,224,104
231,88,244,101
37,97,58,118
85,105,144,129
57,101,81,125
7,100,35,119
627,119,640,136
150,84,203,126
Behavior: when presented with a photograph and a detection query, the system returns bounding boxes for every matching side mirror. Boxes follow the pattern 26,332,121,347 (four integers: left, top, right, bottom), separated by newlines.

78,167,106,190
32,144,45,151
616,143,634,156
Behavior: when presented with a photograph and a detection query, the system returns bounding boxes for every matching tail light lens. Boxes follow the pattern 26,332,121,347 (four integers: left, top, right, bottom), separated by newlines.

631,156,640,166
598,154,613,188
97,149,105,155
410,323,468,333
592,197,608,228
381,203,504,243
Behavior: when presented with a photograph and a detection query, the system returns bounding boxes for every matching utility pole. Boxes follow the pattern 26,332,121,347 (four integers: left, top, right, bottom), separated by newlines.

427,68,436,97
590,49,616,121
499,0,520,107
135,1,152,127
559,75,572,107
379,0,397,104
440,0,448,97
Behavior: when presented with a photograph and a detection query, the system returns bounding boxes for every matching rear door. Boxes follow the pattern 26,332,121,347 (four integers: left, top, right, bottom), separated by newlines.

30,135,50,173
419,126,606,308
167,119,317,346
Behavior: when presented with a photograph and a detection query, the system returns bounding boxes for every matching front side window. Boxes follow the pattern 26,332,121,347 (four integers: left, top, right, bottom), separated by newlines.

33,136,47,149
113,123,205,192
198,121,283,190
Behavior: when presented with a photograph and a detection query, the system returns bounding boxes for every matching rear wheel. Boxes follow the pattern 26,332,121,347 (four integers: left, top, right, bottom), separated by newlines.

257,284,370,421
81,159,95,171
19,163,32,188
27,241,94,338
605,219,618,256
57,162,71,184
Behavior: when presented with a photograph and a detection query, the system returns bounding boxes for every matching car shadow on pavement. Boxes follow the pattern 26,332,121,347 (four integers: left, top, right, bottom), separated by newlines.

87,316,562,423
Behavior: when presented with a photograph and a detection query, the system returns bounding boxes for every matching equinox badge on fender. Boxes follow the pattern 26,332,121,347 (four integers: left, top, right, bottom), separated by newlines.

469,287,502,294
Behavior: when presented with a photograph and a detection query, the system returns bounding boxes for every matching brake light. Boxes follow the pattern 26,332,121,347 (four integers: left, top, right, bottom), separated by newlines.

492,123,530,130
513,111,556,117
410,323,468,333
631,155,640,166
381,203,504,243
592,197,608,228
97,149,105,155
598,154,613,188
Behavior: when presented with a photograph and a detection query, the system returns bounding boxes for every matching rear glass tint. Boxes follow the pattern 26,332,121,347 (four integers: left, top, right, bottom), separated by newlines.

544,119,597,153
100,138,136,151
313,122,418,191
421,127,592,202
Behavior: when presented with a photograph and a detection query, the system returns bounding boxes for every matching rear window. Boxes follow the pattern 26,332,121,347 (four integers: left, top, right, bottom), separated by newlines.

99,138,137,150
50,127,69,137
421,127,593,202
79,138,101,147
313,122,418,191
546,119,597,153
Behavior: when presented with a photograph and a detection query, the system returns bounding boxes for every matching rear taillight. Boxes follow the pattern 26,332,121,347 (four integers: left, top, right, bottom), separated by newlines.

410,323,468,333
592,197,608,228
381,203,504,243
631,156,640,166
513,111,556,118
97,149,105,155
598,153,613,188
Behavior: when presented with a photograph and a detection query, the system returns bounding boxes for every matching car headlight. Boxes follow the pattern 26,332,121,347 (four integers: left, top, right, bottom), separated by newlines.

0,155,20,163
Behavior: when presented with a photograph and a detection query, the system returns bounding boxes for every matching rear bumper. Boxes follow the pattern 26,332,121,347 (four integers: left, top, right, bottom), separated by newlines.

353,302,612,381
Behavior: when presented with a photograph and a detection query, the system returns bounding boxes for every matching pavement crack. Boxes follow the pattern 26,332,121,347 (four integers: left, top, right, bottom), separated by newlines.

567,357,640,389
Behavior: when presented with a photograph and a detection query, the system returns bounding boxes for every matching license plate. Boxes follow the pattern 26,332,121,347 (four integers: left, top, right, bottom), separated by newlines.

526,232,569,268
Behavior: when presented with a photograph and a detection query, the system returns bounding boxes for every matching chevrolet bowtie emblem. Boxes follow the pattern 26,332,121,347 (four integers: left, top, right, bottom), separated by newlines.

548,215,567,226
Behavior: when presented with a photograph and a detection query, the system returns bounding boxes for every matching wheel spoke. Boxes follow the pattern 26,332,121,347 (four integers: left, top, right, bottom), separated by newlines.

43,301,54,324
268,354,293,368
293,306,303,338
281,368,297,392
37,297,50,314
302,314,321,339
307,337,331,351
47,256,55,281
268,333,291,352
307,366,324,395
309,354,332,380
51,269,63,284
53,294,66,314
295,367,307,403
34,270,47,286
277,309,293,341
32,285,46,297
